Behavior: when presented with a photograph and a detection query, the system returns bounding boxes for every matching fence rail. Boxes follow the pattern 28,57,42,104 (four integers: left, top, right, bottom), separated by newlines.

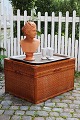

0,9,80,71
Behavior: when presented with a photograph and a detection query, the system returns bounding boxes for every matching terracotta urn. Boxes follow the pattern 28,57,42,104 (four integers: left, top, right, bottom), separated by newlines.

20,22,40,61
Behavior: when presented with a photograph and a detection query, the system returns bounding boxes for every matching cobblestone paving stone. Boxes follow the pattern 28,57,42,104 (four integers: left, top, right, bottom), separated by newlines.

0,72,80,120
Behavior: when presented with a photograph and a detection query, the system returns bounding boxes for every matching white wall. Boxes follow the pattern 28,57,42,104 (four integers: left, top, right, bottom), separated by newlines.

1,0,12,15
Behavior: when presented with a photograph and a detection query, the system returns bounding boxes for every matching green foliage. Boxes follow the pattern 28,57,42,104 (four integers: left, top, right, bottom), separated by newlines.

35,0,53,16
0,47,6,51
9,0,80,17
37,30,41,36
0,47,7,71
9,0,80,39
75,71,80,78
9,0,34,15
9,0,36,37
36,0,80,39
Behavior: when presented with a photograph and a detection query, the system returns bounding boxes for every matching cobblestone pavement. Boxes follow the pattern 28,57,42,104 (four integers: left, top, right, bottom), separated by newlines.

0,72,80,120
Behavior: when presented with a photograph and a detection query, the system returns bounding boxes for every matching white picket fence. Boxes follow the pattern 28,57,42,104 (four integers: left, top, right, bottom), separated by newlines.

0,9,80,71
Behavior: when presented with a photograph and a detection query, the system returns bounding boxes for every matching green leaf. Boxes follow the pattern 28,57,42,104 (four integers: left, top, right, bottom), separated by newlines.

37,31,41,36
0,47,6,51
0,55,7,60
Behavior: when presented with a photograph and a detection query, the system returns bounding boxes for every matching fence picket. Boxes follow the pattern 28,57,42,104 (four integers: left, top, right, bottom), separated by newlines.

71,11,76,57
68,38,71,57
13,38,17,56
0,0,1,39
58,12,62,54
48,34,51,48
78,19,80,71
65,11,69,55
0,9,80,71
44,12,48,48
41,34,44,49
54,35,58,53
61,36,64,54
3,7,7,55
7,39,10,57
10,8,13,56
37,12,41,52
20,36,24,55
17,9,20,55
75,40,78,70
24,10,27,24
51,12,55,48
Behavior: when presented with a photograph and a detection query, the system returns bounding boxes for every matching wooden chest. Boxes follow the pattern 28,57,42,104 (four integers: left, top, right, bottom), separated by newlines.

4,54,75,104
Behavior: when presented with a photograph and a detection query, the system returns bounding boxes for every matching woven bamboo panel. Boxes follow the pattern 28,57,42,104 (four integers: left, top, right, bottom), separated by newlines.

4,58,75,104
